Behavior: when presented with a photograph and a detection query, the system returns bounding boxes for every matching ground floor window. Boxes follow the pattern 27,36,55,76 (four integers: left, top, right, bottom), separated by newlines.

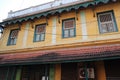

21,65,49,80
0,66,17,80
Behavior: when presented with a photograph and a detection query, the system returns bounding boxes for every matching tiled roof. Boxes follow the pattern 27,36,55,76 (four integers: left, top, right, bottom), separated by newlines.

0,44,120,65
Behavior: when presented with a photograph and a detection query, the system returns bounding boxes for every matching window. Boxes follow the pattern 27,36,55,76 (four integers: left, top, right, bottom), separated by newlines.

34,24,46,42
0,67,17,80
62,18,76,38
0,27,3,39
97,11,118,33
7,29,19,45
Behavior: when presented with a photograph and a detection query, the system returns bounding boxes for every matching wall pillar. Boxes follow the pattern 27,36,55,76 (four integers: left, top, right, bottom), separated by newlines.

49,64,55,80
80,11,88,40
95,61,106,80
16,67,22,80
55,64,61,80
22,23,30,48
52,17,57,44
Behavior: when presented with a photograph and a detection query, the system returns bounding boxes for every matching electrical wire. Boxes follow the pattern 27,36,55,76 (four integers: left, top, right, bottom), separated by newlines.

0,15,120,46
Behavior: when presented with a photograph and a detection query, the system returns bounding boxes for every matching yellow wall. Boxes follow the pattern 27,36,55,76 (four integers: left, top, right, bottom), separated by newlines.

95,61,106,80
0,2,120,53
86,2,120,40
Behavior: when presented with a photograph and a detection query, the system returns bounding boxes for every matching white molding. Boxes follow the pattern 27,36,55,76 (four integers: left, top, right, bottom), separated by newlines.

22,23,30,47
52,17,57,44
80,11,88,40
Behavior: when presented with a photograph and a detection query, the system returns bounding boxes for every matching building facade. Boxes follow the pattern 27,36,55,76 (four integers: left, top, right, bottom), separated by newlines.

0,0,120,80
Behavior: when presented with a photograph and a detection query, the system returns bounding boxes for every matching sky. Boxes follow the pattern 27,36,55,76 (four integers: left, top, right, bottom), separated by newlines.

0,0,54,38
0,0,54,22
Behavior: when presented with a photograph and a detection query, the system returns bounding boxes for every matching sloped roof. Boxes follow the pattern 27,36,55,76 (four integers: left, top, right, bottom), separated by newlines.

0,0,115,26
0,44,120,66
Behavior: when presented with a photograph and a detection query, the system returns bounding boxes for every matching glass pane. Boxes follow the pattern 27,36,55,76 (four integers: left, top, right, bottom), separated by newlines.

64,30,69,38
41,33,45,41
101,24,108,33
87,68,95,78
10,38,15,45
42,76,48,80
13,39,17,45
107,22,115,32
70,29,74,37
36,34,40,41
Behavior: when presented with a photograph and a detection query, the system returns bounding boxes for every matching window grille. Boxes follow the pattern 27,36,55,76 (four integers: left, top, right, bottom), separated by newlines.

8,29,19,45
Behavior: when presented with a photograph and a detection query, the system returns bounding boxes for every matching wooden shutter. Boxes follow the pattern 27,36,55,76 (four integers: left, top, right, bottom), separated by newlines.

98,12,116,33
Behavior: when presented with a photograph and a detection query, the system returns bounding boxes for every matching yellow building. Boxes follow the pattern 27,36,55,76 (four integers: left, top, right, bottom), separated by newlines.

0,0,120,80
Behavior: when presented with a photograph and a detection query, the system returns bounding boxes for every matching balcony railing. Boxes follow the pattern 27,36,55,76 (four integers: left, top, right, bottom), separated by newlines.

7,0,92,18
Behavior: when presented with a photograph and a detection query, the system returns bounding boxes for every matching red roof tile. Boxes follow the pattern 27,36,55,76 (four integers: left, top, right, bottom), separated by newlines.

0,44,120,65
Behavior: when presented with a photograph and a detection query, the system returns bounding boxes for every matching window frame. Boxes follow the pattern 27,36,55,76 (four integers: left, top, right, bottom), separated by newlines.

34,23,46,42
7,29,19,46
62,18,76,38
97,10,118,34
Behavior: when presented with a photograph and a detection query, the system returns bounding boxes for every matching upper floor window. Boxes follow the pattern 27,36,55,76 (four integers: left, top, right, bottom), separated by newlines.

62,18,76,38
7,29,19,45
97,11,118,33
34,24,46,42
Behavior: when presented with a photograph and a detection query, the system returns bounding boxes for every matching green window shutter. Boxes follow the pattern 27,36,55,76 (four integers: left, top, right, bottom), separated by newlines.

15,67,22,80
49,65,55,80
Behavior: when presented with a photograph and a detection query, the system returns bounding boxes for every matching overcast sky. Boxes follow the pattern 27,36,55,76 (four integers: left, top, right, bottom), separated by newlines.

0,0,54,22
